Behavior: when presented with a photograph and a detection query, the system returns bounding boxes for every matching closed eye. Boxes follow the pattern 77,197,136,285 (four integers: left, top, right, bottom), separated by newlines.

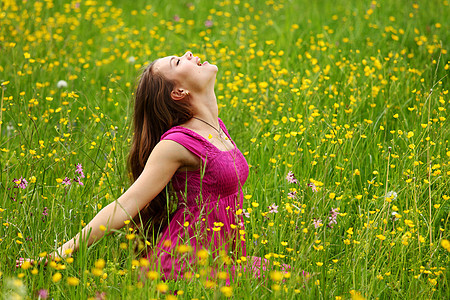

176,59,180,66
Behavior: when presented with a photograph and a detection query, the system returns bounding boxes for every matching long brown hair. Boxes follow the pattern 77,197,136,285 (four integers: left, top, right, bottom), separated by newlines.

128,60,193,245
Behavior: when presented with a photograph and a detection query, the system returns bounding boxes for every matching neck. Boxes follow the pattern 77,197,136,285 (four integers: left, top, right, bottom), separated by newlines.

190,88,219,127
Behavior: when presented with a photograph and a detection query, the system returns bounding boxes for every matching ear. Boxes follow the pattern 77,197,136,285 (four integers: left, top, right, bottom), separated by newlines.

170,88,190,101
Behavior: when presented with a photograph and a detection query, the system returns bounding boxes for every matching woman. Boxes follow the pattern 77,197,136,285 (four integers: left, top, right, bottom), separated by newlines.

19,51,251,281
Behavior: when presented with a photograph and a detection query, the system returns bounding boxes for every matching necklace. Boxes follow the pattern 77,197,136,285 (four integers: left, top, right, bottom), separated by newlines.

192,116,225,139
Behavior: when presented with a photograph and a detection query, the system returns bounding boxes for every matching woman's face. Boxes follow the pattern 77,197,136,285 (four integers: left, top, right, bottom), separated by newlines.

153,51,218,93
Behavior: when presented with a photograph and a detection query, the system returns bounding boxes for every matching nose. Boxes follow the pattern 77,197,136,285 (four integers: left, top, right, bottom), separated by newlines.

183,51,193,60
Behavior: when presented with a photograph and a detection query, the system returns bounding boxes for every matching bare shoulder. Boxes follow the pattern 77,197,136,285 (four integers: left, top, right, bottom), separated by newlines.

149,140,200,171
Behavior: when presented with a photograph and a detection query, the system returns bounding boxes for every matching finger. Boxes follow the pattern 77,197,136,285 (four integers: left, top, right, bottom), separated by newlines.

15,258,24,266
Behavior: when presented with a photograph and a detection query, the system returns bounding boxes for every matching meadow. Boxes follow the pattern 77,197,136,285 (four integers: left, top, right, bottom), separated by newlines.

0,0,449,298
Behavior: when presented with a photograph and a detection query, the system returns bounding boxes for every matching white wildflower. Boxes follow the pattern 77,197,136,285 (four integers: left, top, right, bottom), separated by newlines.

57,80,68,88
386,191,398,201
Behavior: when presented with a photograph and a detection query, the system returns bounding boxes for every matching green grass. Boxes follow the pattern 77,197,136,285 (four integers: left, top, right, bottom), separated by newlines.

0,0,449,298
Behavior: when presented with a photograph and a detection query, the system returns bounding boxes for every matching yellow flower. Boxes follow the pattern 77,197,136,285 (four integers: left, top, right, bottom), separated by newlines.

156,282,169,293
218,271,229,280
147,271,159,280
270,271,283,282
52,272,62,283
376,234,386,241
126,233,136,240
91,268,103,276
204,280,216,288
196,249,209,259
272,284,281,291
441,239,450,251
350,290,366,300
95,258,105,269
316,262,323,266
404,219,415,228
329,193,336,199
183,271,193,279
177,244,192,254
67,277,80,286
20,260,32,270
220,286,233,297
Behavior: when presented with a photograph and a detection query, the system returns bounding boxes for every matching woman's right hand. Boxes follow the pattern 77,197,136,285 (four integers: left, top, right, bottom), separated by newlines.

16,255,49,268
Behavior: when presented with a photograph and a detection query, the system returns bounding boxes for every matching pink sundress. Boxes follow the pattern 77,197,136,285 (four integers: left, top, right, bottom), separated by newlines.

148,118,250,280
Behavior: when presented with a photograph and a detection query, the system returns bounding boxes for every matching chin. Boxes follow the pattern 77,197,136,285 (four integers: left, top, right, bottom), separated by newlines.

207,63,218,72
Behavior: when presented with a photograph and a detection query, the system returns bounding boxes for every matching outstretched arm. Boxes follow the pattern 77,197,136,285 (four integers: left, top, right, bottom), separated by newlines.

52,139,194,259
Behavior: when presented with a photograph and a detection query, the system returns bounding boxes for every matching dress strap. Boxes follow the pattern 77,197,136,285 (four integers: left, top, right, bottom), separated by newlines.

160,127,210,160
217,117,236,147
217,118,230,137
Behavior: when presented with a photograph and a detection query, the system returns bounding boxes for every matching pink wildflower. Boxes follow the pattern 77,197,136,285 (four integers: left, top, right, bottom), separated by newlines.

62,177,71,185
13,177,28,189
328,208,340,228
74,177,84,186
307,182,317,192
286,171,298,184
37,289,49,299
268,203,278,214
287,191,297,199
95,292,106,300
75,163,85,178
312,218,323,228
204,19,213,27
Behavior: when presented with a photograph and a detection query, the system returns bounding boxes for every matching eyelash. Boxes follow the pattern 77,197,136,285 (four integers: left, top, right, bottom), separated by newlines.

176,59,180,66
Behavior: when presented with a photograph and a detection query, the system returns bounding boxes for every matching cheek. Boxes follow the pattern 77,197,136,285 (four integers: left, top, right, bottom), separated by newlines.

177,65,197,78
